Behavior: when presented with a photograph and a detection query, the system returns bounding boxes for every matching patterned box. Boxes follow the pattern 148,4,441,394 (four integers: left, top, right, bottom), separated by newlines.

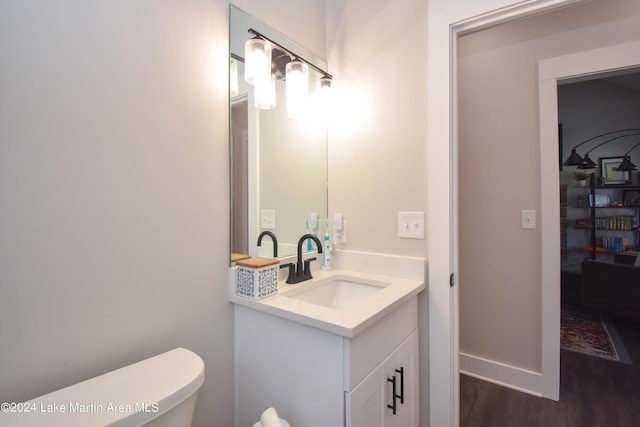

235,257,280,300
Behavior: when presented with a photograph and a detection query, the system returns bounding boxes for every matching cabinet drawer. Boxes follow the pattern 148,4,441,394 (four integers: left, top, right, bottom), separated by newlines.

343,297,417,391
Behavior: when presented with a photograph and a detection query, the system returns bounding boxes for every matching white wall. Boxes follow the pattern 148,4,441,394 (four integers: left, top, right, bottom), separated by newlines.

325,1,585,425
0,1,328,426
8,0,626,425
458,0,640,389
232,0,326,62
0,1,232,426
326,0,428,257
325,0,429,423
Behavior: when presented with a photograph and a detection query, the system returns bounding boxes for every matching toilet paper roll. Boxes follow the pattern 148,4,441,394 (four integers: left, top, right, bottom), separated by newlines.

260,407,281,427
251,418,291,427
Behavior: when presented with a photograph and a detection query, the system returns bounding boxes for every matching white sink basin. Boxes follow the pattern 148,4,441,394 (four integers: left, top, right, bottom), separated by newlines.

284,275,389,309
230,264,426,337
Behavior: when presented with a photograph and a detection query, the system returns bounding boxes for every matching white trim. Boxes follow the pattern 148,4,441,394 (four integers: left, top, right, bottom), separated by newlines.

539,40,640,81
460,353,543,397
450,27,461,427
537,38,640,401
431,1,589,425
538,78,561,401
453,0,585,35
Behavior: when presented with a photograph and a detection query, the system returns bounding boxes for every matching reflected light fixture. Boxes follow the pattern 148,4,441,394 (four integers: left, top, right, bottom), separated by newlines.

230,57,239,97
244,37,272,86
285,60,309,118
254,76,276,110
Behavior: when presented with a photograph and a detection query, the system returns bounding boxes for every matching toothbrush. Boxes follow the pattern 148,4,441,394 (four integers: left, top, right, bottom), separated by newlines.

306,219,312,251
322,219,331,270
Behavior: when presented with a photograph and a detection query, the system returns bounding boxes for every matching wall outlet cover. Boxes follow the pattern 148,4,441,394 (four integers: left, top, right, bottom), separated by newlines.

521,209,536,229
261,209,276,229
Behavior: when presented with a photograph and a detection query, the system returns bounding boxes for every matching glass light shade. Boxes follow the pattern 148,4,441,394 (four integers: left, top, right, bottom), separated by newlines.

254,77,276,110
286,60,309,119
230,58,239,97
244,38,272,86
317,77,332,102
315,77,332,124
316,77,333,100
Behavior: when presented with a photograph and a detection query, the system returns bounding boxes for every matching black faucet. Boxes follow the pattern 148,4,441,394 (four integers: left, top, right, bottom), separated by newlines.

257,231,278,258
281,233,323,284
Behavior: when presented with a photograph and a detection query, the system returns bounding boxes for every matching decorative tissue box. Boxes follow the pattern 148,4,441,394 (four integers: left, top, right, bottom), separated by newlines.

235,257,280,300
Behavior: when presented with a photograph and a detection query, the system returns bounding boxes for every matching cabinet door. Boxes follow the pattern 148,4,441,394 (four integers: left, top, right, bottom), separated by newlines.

384,330,418,427
346,330,418,427
346,362,385,427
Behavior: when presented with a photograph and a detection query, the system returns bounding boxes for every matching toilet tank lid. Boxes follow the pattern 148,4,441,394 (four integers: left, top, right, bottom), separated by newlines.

10,348,205,427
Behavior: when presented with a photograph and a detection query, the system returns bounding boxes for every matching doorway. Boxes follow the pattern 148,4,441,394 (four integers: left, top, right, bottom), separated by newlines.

559,69,640,292
456,0,640,407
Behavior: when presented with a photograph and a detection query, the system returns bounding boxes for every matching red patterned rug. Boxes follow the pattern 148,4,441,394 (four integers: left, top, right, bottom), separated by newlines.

561,305,631,364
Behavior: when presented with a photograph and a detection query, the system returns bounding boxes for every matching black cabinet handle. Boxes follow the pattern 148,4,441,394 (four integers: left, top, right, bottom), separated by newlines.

387,376,397,415
387,366,406,415
396,367,405,404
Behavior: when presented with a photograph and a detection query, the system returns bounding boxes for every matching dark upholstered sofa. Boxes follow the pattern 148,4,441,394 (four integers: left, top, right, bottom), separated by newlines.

581,259,640,320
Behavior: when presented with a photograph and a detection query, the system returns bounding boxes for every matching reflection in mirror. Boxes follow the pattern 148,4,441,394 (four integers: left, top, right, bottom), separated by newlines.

230,5,329,263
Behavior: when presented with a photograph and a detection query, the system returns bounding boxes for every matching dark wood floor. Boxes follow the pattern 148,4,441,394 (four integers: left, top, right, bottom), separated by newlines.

460,314,640,426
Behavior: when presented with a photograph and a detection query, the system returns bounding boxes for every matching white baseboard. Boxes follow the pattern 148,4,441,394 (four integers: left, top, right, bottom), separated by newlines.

459,352,542,397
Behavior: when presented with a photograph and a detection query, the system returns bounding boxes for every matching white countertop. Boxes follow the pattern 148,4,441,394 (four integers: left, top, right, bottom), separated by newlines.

228,268,425,338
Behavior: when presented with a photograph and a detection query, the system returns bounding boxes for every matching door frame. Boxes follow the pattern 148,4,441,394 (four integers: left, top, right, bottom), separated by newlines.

428,1,588,425
537,37,640,396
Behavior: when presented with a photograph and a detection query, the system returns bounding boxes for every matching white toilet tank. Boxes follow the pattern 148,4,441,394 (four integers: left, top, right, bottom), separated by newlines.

4,347,205,427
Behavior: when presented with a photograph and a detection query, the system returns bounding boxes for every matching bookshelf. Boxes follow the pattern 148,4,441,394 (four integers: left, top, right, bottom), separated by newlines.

568,174,640,261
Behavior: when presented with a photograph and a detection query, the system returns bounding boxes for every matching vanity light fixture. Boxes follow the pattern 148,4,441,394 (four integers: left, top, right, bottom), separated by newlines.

244,37,272,86
316,77,332,105
244,28,333,116
317,76,332,94
315,77,333,123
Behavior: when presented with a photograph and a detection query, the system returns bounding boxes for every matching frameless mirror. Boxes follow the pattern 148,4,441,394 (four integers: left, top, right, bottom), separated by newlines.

229,5,329,262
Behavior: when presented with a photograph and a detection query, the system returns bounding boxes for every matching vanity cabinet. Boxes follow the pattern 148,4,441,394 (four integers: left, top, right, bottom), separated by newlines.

233,297,419,427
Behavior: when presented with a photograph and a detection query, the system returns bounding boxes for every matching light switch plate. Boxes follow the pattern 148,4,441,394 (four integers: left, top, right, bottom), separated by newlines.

398,211,425,239
261,209,276,229
521,210,536,229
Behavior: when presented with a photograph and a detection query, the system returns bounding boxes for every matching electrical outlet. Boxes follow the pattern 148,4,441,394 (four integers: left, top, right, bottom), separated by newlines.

398,211,425,239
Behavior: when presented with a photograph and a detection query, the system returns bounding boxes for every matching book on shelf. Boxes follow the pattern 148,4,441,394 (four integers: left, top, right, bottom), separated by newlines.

594,215,637,230
600,236,628,253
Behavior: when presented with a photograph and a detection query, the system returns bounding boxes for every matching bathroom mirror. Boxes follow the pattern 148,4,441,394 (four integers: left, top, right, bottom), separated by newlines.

229,5,329,262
